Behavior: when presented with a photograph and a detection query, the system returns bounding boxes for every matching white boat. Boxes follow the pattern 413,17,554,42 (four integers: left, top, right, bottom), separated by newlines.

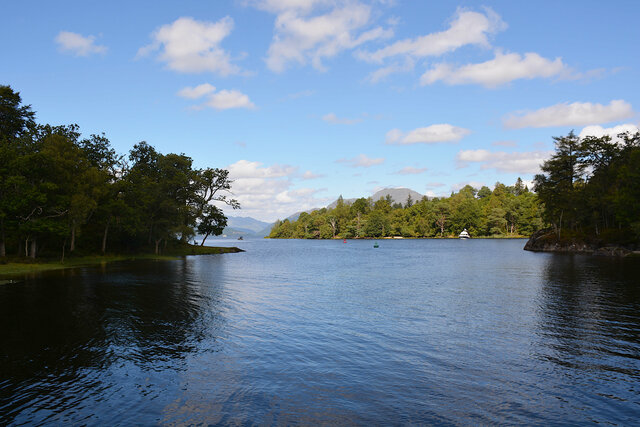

459,229,470,239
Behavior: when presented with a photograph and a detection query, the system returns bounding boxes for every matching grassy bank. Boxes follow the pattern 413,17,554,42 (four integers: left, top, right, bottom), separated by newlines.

0,245,243,278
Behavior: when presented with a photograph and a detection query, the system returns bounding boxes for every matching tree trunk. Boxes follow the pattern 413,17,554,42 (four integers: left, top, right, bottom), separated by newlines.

155,238,162,255
0,220,5,257
70,221,76,252
558,210,563,239
101,219,110,255
29,239,36,259
200,232,211,246
61,240,66,263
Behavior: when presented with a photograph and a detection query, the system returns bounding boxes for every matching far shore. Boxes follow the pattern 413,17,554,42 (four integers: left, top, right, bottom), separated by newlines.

0,245,244,280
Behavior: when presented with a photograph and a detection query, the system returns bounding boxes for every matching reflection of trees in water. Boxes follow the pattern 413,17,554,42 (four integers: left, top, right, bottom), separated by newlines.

537,254,640,372
0,259,227,424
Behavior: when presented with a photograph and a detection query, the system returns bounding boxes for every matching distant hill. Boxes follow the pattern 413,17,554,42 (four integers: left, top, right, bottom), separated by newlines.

229,187,426,237
371,188,425,204
226,216,271,233
326,197,357,209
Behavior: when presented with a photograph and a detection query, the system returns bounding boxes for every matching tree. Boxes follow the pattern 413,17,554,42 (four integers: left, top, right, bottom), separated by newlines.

0,86,36,256
534,131,583,238
197,205,227,246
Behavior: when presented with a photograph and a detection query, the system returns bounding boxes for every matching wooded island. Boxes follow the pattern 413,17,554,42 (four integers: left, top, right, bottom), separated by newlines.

269,132,639,248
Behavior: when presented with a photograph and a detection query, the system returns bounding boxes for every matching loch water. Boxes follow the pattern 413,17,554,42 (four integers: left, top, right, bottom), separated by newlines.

1,239,639,425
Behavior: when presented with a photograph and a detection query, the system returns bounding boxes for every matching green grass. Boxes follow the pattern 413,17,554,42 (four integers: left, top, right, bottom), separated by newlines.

0,244,243,278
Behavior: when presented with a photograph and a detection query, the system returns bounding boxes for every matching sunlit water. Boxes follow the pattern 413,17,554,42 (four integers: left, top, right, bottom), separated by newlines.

1,239,639,425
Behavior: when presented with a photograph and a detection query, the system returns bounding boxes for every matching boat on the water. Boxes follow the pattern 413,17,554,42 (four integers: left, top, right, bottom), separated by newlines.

373,242,379,248
238,236,243,240
459,229,470,239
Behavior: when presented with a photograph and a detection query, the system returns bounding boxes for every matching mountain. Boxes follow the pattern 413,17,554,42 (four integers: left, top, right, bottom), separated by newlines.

326,197,357,209
226,216,271,233
371,188,425,204
228,187,426,238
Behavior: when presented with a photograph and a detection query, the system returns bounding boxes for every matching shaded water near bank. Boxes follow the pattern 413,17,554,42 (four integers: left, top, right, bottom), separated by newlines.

1,239,639,424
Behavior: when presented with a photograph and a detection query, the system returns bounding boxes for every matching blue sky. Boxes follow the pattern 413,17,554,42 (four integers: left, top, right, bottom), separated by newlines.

2,0,639,221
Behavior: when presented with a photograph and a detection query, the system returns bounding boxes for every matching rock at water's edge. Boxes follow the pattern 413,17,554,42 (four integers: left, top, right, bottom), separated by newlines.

524,229,635,257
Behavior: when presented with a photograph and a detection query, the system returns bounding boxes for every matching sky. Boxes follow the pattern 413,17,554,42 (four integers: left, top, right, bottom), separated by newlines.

2,0,639,222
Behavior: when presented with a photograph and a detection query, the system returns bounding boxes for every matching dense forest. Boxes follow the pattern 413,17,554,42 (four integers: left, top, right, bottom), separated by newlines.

534,130,640,243
269,179,543,239
270,130,640,241
0,85,238,259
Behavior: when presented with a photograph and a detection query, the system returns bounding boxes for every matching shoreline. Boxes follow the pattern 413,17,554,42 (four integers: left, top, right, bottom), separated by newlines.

0,245,244,279
265,236,529,240
524,229,640,257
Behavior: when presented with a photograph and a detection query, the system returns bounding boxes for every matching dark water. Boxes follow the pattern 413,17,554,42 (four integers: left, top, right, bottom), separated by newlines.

1,239,639,425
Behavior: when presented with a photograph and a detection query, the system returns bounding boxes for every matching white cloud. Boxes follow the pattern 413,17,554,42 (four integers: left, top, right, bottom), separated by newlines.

456,149,552,174
225,159,328,222
366,58,415,83
395,166,427,175
578,123,640,142
55,31,107,56
138,17,244,76
302,170,324,179
386,124,470,144
262,1,392,72
358,8,505,64
206,90,255,110
177,83,216,99
228,160,296,178
178,84,255,110
504,100,634,129
336,154,385,168
421,50,567,88
322,112,362,124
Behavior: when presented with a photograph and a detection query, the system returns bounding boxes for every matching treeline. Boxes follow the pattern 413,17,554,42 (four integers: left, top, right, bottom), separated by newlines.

269,179,543,239
534,131,640,242
0,85,237,259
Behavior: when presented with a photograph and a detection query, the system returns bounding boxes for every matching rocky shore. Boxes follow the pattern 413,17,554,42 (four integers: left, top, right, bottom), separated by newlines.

524,229,640,257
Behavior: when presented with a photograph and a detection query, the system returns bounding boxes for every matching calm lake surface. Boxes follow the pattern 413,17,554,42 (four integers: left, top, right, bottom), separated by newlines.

1,239,639,425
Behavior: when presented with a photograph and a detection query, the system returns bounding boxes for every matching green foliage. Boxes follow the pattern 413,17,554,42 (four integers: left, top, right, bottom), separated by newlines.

535,131,640,241
269,177,544,239
0,85,239,258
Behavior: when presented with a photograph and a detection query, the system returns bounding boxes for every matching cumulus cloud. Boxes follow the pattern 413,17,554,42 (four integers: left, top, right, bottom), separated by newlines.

578,123,640,141
225,159,329,221
260,1,392,72
138,17,244,76
421,51,567,87
456,149,552,174
358,8,504,63
365,58,415,83
55,31,107,56
504,100,634,129
386,124,470,145
395,166,427,175
322,112,362,124
336,154,385,168
177,83,216,99
178,84,255,110
302,170,325,179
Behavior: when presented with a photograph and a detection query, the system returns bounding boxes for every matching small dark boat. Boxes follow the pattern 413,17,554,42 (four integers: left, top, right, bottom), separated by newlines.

238,236,243,240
